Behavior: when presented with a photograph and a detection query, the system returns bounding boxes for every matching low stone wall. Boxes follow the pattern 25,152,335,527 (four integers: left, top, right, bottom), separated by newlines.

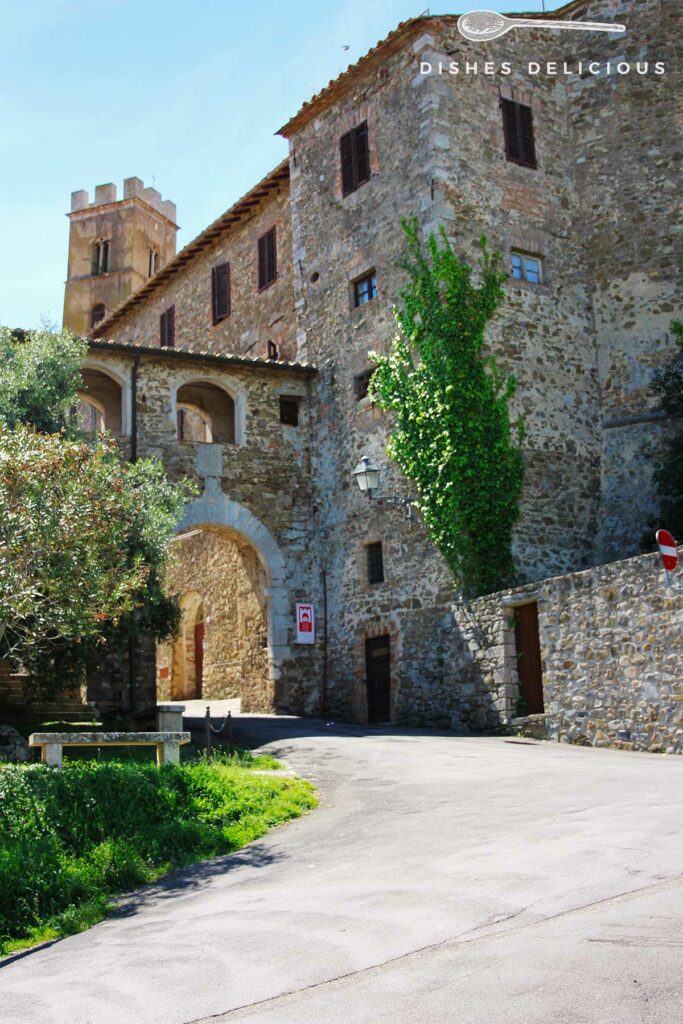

456,548,682,754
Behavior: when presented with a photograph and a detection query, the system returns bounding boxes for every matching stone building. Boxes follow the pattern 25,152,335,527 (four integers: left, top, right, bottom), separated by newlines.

58,0,680,733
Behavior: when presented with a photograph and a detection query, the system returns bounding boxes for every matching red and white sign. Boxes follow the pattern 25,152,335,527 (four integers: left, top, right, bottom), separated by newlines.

296,603,315,644
656,529,679,573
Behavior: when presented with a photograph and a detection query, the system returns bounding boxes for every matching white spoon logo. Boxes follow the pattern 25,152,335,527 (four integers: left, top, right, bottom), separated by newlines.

457,10,626,42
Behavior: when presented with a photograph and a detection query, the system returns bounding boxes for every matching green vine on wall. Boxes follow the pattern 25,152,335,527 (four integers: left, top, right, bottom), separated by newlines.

369,218,524,598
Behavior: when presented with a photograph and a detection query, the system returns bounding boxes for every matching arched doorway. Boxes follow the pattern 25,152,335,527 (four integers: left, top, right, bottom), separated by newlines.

169,592,206,700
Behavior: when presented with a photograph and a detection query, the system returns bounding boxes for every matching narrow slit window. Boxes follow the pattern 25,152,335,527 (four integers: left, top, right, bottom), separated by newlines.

366,542,384,585
149,249,159,277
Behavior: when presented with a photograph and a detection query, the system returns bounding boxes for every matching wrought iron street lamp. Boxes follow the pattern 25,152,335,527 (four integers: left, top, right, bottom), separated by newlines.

352,455,416,520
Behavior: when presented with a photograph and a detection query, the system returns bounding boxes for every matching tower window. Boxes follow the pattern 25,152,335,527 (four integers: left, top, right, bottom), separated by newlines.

90,303,106,328
148,249,160,277
92,240,110,275
258,227,277,290
511,251,544,285
267,340,279,361
160,305,175,347
366,542,384,585
211,262,231,323
340,121,371,196
353,270,377,307
279,397,299,426
501,99,537,169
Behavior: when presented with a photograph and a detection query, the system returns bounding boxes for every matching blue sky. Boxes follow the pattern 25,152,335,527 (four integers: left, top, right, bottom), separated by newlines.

0,0,563,329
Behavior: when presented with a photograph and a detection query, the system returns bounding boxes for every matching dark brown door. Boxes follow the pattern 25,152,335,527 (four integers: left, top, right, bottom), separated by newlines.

514,602,544,714
365,635,391,723
194,622,205,696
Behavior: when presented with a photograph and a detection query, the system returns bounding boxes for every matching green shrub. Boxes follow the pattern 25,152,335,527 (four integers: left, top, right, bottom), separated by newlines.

0,760,316,953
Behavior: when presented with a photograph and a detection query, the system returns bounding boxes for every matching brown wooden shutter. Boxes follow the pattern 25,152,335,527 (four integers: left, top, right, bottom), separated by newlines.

354,122,370,185
267,228,276,284
160,305,175,347
340,129,356,196
212,263,230,323
340,121,370,196
502,99,537,168
258,229,276,289
518,105,537,168
502,99,521,163
92,243,100,275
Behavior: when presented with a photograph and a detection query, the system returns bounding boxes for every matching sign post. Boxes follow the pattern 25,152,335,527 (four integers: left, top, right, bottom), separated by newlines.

295,603,315,644
655,529,678,586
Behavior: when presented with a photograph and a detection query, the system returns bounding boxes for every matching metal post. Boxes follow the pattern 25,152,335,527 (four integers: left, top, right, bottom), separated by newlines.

205,705,212,760
227,711,233,758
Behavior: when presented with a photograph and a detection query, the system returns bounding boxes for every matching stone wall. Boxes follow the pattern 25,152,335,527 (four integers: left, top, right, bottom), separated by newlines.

568,0,683,561
454,548,683,754
80,342,322,717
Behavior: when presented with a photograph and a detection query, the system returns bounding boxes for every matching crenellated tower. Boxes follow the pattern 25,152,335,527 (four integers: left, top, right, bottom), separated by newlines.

63,177,178,336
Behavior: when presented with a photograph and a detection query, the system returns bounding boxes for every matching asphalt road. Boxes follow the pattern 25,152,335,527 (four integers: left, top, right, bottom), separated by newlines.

2,714,682,1024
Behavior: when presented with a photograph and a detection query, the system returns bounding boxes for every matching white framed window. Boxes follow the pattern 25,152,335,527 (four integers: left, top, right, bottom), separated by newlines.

511,251,543,285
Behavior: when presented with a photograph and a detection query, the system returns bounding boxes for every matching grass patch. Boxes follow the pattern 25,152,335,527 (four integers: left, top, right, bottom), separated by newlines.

0,755,316,955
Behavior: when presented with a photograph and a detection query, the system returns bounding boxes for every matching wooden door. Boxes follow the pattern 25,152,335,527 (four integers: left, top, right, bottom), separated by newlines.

513,602,544,714
194,622,205,696
365,635,391,723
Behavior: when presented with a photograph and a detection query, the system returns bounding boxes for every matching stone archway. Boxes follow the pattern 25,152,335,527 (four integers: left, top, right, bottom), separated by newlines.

158,485,290,712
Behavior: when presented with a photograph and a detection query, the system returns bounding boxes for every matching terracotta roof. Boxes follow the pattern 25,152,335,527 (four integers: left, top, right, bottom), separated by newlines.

88,337,317,376
92,160,290,337
278,0,590,137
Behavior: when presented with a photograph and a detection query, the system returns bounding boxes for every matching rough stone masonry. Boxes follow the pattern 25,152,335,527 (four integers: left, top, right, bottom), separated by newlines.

41,0,681,750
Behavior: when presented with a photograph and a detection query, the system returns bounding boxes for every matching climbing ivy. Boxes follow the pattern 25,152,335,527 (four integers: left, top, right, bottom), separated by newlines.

369,218,524,597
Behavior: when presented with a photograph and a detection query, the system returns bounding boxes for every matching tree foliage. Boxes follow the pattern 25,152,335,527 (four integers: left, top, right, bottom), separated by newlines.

0,327,87,434
650,320,683,540
0,426,192,695
369,219,524,597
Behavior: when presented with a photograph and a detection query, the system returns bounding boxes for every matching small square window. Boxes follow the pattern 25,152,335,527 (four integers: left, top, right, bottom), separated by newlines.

354,368,374,402
353,271,378,308
511,251,543,285
366,542,384,585
279,397,299,427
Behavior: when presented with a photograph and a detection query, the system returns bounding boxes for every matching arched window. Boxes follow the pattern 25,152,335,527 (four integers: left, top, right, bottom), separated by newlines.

92,240,109,276
176,382,235,444
148,249,160,277
90,304,106,328
78,368,123,434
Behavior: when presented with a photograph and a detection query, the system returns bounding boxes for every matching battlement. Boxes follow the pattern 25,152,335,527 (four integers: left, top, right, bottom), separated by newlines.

70,178,177,224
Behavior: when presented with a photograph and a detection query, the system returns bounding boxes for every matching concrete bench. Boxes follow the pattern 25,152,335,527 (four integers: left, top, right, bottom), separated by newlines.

29,732,191,769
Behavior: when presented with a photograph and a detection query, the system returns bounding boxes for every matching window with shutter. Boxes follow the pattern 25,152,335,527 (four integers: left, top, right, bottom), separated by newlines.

258,228,277,290
340,121,371,196
211,263,231,323
160,305,175,347
501,99,537,169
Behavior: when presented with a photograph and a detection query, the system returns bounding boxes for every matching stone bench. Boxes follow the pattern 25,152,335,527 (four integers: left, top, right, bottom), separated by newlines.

28,732,191,769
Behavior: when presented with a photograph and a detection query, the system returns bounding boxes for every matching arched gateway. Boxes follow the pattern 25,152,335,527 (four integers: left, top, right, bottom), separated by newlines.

159,481,291,712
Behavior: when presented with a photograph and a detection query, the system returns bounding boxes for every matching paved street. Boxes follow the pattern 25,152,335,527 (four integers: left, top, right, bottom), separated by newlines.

1,713,682,1024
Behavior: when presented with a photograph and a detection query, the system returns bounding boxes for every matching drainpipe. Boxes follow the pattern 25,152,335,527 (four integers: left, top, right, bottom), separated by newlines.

321,566,328,716
128,351,141,711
